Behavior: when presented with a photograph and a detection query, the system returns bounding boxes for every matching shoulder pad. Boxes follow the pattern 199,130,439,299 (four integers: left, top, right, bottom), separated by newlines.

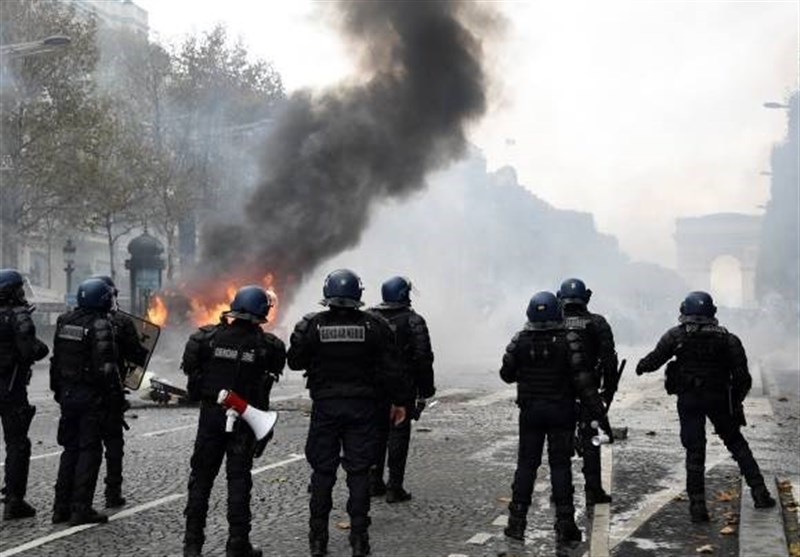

408,312,427,328
262,332,286,350
506,331,522,351
295,313,318,331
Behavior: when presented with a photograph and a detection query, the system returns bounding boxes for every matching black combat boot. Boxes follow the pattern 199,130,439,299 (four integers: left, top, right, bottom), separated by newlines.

309,518,329,557
385,486,412,504
68,506,108,526
225,537,262,557
689,497,710,523
504,502,527,541
752,484,777,509
585,487,612,505
3,498,36,520
554,505,581,546
184,519,205,557
52,504,71,524
350,531,371,557
105,490,126,509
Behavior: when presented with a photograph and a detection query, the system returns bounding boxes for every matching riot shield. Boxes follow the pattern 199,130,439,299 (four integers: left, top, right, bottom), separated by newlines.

118,310,161,390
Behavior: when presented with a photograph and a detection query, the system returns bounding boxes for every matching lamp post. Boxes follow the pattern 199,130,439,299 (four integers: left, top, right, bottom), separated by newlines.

63,238,76,297
0,35,71,59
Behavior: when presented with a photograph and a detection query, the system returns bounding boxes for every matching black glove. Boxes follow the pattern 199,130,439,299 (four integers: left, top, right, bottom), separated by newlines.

635,361,646,376
595,415,614,444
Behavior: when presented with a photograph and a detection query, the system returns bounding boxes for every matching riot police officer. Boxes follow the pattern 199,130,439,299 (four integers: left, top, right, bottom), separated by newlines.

92,275,147,508
636,291,776,522
51,278,122,526
500,291,608,546
557,278,619,505
182,285,285,557
368,276,435,503
0,269,49,520
288,269,409,557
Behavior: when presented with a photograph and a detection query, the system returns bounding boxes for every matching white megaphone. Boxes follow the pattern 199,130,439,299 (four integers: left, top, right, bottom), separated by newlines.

590,419,611,447
217,389,278,441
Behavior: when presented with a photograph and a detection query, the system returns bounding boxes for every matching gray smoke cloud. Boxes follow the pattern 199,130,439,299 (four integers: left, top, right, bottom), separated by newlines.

200,0,497,299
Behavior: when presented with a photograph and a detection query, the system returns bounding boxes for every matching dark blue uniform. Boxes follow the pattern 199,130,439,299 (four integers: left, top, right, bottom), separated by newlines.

0,302,48,519
51,307,121,524
288,307,408,557
500,319,606,543
562,303,618,503
637,314,775,519
368,304,435,500
181,318,285,557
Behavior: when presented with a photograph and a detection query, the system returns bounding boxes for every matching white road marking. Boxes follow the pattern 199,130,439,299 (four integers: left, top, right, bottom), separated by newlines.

466,532,493,544
252,453,305,475
738,476,788,557
461,389,515,408
589,444,613,557
0,450,62,467
139,424,195,437
492,514,508,527
0,454,305,556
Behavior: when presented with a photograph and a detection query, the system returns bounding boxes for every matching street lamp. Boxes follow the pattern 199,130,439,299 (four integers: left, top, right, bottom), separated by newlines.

63,238,76,296
0,35,71,59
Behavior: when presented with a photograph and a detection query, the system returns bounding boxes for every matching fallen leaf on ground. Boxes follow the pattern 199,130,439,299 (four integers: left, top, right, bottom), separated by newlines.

416,427,432,432
720,525,736,535
674,494,688,502
786,502,798,512
696,544,714,554
645,431,657,436
716,490,736,502
497,496,512,503
778,397,789,402
335,521,350,530
789,541,800,557
778,479,793,492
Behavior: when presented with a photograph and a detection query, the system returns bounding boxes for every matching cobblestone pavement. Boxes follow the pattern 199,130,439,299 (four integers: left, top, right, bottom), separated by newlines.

1,348,797,557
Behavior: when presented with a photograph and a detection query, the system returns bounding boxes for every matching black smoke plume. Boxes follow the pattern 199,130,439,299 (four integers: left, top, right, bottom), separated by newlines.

200,0,496,303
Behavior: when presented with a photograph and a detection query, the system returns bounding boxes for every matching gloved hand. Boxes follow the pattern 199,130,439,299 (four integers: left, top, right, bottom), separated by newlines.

413,398,427,420
635,361,646,376
593,415,614,444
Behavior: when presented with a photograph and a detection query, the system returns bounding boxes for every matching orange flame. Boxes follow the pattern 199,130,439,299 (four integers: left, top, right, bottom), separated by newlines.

147,294,168,326
188,274,280,328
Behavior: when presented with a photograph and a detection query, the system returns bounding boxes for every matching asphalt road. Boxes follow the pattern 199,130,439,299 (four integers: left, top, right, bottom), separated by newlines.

1,349,798,557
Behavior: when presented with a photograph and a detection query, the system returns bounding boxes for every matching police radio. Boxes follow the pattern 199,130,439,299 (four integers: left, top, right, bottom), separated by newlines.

217,389,278,441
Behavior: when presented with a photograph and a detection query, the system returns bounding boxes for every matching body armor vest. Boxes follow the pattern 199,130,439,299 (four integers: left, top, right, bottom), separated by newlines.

563,312,599,374
306,311,380,396
675,325,731,391
53,310,102,384
199,322,269,404
515,329,573,400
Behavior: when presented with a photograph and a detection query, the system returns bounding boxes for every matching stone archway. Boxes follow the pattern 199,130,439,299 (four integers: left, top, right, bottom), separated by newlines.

674,213,762,308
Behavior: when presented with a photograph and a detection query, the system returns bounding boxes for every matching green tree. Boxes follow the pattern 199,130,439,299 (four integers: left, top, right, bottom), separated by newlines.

0,0,103,266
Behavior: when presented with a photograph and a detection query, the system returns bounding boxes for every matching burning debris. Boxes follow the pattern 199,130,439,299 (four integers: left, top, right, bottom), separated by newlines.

196,0,498,305
147,274,279,329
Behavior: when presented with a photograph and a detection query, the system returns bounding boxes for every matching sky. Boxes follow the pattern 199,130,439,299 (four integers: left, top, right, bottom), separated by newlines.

136,0,799,268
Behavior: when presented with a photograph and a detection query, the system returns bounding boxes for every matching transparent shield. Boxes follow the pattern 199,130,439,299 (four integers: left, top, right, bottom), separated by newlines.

118,310,161,390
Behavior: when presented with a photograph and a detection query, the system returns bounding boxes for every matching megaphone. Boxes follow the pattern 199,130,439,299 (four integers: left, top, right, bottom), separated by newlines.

217,389,278,441
590,419,611,447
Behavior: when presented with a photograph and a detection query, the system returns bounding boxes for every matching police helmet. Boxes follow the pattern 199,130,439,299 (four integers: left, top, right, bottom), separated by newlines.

322,269,364,308
680,291,717,318
228,285,272,323
91,275,119,297
0,268,25,301
381,276,412,306
557,278,592,304
527,291,562,323
77,278,114,311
